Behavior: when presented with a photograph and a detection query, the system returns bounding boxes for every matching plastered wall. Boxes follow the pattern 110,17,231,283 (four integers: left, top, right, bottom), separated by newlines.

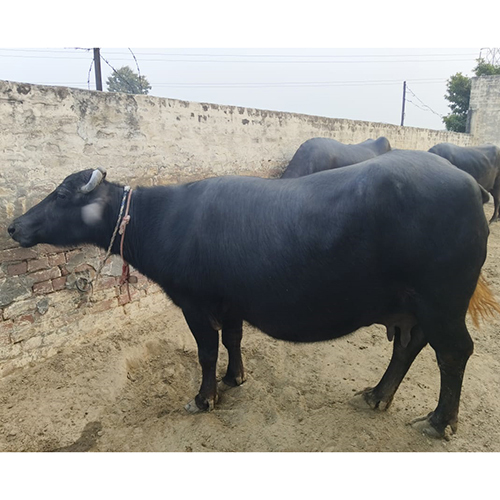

468,75,500,146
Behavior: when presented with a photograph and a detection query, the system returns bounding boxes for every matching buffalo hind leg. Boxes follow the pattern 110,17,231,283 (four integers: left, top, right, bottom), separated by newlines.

351,325,427,411
182,308,219,413
221,316,246,388
411,321,474,438
489,179,500,223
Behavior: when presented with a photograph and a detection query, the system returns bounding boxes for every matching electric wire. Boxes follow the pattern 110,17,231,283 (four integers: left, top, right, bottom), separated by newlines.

406,85,444,117
99,53,138,94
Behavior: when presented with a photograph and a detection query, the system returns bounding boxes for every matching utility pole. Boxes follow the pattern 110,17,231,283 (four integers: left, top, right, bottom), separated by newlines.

400,81,406,126
93,48,103,91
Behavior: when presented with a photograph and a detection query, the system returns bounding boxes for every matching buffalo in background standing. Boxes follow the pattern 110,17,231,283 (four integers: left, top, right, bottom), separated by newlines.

428,143,500,223
280,136,391,178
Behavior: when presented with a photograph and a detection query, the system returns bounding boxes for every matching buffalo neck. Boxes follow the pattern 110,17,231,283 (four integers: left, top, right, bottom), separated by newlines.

99,182,174,282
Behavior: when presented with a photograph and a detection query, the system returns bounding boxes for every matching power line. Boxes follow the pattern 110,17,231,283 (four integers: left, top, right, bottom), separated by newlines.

87,58,94,90
406,98,429,112
0,48,90,54
0,48,480,59
99,52,144,94
99,50,480,59
85,57,479,64
150,78,446,88
99,53,134,93
128,48,141,80
0,53,478,65
24,78,447,89
405,85,443,117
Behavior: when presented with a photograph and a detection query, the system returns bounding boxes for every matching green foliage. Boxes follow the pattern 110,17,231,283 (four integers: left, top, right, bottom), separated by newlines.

106,66,151,95
442,112,468,133
442,73,471,132
474,58,500,77
442,58,500,133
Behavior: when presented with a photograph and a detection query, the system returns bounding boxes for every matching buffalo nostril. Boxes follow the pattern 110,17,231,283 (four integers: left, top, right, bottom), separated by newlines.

7,224,16,236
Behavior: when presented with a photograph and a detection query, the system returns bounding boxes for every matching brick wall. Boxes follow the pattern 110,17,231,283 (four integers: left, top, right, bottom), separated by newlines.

0,241,165,376
0,79,479,375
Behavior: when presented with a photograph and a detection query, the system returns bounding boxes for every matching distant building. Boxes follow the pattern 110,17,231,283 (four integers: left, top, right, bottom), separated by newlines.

467,75,500,146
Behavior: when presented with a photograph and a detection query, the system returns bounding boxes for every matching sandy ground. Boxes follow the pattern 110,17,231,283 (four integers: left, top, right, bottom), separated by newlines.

1,205,500,453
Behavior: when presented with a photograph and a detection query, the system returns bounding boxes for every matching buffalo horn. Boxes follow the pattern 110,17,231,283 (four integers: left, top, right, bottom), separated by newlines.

80,167,107,194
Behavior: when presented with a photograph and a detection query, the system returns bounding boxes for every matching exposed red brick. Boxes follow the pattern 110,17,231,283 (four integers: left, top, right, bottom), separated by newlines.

65,249,83,262
38,244,68,254
17,314,35,325
51,276,67,291
27,257,50,272
94,276,119,291
0,247,38,262
90,298,117,313
73,264,95,275
48,253,66,266
33,280,53,295
7,261,28,276
118,292,131,306
29,267,61,284
60,266,70,276
0,320,14,339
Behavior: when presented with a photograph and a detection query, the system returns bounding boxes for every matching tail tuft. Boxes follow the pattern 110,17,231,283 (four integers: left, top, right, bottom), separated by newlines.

468,273,500,328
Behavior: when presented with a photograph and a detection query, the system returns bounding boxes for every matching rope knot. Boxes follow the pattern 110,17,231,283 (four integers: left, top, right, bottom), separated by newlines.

119,214,131,235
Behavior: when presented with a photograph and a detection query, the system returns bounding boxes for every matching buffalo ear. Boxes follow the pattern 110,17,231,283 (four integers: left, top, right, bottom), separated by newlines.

81,201,105,225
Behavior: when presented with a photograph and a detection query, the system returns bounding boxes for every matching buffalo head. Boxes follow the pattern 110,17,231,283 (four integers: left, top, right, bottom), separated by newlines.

8,168,110,248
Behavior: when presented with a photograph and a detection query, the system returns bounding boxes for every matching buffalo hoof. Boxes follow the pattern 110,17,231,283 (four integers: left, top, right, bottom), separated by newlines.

221,373,247,388
184,396,216,414
218,380,235,393
350,387,393,411
410,413,454,439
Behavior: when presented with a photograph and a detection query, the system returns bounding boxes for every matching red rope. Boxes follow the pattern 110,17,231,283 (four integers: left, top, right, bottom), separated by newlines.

119,188,133,300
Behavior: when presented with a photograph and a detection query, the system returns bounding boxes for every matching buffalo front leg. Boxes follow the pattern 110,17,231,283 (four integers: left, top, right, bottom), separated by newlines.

351,326,427,411
182,308,220,413
221,316,246,388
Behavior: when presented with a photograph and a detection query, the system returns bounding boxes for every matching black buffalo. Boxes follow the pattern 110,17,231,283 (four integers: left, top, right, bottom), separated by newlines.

428,143,500,223
8,150,497,438
280,136,391,178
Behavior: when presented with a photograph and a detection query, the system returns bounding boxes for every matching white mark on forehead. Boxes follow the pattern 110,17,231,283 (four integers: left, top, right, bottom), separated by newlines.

82,202,104,225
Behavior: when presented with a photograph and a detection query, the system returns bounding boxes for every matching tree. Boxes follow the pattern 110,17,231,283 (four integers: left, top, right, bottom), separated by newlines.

474,58,500,77
106,66,151,95
442,73,471,132
443,58,500,132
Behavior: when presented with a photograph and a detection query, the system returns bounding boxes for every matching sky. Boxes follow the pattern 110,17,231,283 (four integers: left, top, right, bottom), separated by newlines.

0,47,486,130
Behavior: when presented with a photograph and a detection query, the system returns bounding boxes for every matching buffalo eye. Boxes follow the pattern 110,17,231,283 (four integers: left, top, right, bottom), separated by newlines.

57,192,67,200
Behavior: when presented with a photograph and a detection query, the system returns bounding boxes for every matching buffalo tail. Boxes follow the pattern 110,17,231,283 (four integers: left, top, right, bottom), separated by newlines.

468,273,500,328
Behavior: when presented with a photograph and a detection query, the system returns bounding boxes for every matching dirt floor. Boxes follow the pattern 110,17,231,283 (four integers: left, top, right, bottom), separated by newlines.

1,205,500,453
